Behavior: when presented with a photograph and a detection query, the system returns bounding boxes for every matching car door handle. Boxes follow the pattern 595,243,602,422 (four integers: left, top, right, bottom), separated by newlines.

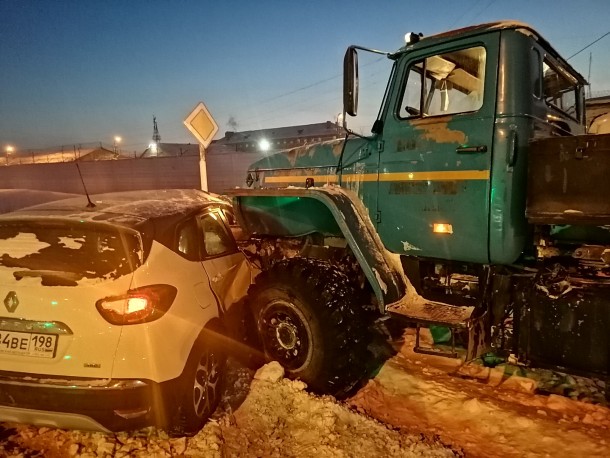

456,145,487,153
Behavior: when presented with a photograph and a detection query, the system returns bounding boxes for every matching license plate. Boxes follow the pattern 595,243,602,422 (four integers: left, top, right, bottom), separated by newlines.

0,331,58,358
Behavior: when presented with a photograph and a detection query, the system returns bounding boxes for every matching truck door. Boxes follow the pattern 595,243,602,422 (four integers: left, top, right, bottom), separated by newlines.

377,34,499,263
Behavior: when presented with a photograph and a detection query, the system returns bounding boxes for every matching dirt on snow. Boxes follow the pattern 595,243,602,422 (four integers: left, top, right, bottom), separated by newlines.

1,328,609,457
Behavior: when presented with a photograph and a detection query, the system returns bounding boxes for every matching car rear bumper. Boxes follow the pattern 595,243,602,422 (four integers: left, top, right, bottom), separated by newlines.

0,372,168,432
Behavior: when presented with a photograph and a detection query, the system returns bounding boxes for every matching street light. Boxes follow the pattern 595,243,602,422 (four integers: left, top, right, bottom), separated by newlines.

113,136,122,154
5,145,14,166
258,138,271,152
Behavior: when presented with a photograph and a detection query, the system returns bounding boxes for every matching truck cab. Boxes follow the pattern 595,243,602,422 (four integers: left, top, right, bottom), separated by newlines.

357,22,585,267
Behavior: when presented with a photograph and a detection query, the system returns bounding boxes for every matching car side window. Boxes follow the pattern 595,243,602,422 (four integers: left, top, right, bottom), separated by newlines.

177,218,200,260
399,46,486,118
199,211,236,257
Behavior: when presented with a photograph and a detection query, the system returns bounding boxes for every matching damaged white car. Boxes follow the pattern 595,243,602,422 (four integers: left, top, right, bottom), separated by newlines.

0,189,253,435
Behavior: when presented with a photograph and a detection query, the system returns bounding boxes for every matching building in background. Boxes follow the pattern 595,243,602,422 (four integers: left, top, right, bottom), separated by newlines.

140,143,199,158
586,93,610,134
206,121,342,192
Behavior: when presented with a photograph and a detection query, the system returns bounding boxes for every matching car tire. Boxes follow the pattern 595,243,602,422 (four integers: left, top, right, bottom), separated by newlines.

165,328,226,437
248,257,370,397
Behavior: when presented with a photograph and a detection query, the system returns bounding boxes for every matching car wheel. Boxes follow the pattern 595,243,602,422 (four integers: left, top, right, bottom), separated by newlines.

166,330,226,437
248,257,371,397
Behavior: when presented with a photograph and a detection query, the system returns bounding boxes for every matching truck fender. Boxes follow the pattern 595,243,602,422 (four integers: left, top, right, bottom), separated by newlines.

227,187,406,312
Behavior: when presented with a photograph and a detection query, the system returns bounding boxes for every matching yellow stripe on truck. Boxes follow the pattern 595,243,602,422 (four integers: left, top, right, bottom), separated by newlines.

263,170,490,184
264,175,339,184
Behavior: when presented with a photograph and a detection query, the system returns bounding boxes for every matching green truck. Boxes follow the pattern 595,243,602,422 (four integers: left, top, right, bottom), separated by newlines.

228,21,610,396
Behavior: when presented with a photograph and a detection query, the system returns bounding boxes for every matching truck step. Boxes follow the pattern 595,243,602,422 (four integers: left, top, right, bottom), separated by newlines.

386,296,474,328
386,295,488,361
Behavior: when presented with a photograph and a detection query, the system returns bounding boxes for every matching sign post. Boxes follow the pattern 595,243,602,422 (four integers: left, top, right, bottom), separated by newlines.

183,102,218,191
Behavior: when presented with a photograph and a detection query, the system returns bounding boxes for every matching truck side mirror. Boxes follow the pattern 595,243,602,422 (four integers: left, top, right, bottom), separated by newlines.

343,47,359,117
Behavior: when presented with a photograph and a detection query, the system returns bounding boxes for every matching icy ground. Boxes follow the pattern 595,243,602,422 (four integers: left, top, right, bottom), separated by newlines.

1,328,609,457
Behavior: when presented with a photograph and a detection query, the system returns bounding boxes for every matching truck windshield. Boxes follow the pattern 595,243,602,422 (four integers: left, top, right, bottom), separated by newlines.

399,46,486,118
353,52,395,135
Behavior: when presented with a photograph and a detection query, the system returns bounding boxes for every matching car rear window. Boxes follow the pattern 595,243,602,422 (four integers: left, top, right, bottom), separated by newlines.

0,221,142,284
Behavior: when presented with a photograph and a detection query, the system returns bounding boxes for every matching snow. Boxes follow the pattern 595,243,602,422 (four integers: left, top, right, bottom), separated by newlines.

2,329,609,457
58,237,86,250
373,268,388,294
401,240,422,251
350,328,610,458
0,233,50,257
253,360,285,383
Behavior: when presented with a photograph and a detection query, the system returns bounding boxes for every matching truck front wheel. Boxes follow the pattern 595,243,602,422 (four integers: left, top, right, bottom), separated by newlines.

248,258,370,397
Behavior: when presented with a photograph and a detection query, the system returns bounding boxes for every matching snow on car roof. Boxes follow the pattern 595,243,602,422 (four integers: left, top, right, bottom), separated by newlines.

0,189,228,229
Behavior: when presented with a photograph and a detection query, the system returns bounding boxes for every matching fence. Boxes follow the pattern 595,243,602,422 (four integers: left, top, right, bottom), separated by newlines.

0,155,202,195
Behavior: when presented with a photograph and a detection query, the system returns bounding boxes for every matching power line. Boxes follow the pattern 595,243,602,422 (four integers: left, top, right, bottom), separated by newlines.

255,56,387,107
567,31,610,60
447,0,485,29
468,0,499,24
259,74,340,105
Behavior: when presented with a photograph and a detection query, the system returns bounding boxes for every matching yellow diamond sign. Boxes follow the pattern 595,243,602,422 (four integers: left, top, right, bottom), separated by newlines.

183,102,218,148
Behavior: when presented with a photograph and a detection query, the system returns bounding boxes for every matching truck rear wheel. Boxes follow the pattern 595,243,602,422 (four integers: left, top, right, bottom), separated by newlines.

248,257,370,397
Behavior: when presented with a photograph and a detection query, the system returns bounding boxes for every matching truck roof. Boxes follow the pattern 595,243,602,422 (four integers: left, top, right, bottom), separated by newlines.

395,21,586,84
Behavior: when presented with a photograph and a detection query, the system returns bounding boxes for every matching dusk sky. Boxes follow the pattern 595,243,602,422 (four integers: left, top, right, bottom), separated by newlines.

1,0,609,152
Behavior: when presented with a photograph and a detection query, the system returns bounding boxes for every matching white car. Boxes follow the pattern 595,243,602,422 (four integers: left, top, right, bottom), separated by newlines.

0,189,253,435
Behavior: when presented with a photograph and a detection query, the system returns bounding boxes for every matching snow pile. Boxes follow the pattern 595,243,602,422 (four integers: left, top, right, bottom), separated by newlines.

220,363,455,457
0,361,453,457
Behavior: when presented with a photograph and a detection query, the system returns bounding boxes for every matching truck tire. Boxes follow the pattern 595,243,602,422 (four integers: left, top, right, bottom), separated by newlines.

248,257,370,397
165,328,226,437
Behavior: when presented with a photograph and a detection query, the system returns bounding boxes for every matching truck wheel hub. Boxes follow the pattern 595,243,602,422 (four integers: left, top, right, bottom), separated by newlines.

275,321,298,349
259,299,312,370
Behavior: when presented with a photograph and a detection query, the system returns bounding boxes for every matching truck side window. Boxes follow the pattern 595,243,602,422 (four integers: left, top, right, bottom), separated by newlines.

532,48,542,99
542,58,579,121
399,46,486,118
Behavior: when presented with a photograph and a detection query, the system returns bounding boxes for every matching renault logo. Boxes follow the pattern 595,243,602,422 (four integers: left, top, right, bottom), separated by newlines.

4,291,19,313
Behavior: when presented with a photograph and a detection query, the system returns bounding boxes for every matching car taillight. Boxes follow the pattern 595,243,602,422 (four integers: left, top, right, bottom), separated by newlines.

96,284,178,325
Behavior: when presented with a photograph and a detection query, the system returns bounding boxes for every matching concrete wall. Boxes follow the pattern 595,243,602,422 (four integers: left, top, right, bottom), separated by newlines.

206,149,266,194
0,149,267,196
0,156,201,195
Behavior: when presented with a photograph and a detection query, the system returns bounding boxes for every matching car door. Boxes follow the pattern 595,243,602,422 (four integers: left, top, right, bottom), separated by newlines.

196,209,251,313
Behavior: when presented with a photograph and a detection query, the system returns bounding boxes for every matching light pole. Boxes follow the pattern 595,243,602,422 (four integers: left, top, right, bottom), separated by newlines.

113,136,122,154
5,145,14,166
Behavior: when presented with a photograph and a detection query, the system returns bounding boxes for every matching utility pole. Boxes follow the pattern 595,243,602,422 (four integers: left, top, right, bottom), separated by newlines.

153,116,161,144
587,52,593,99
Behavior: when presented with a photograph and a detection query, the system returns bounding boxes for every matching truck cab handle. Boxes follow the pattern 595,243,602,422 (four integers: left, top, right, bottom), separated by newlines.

456,145,487,153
